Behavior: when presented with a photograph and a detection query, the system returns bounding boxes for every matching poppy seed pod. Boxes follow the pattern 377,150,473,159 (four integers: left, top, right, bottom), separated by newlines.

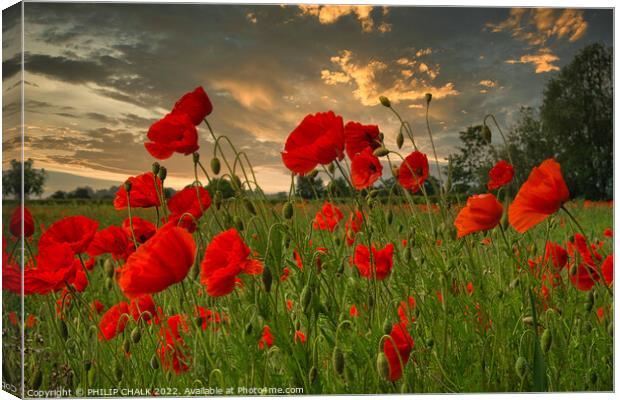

379,96,391,107
376,352,390,381
262,267,273,293
192,152,200,164
425,93,432,104
157,166,167,181
283,202,293,219
482,124,492,144
333,347,345,376
150,354,159,369
123,338,131,354
373,147,389,157
211,157,221,175
151,162,160,176
515,357,528,379
396,132,404,149
131,327,141,344
123,180,132,193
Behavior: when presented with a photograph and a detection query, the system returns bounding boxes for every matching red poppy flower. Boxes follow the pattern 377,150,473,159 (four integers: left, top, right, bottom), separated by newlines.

172,86,213,125
129,295,158,323
454,194,503,238
98,301,130,340
544,242,568,270
281,111,345,175
87,225,134,260
25,314,37,328
601,254,613,286
122,217,156,244
397,296,416,325
351,147,383,190
280,267,290,282
487,160,514,191
568,233,600,291
114,172,163,210
294,330,306,344
286,299,294,312
19,243,79,295
345,210,364,246
603,228,613,238
398,151,429,193
344,121,381,159
38,216,98,254
145,113,199,160
508,159,569,233
158,315,191,374
313,202,344,232
10,207,34,238
194,306,222,331
200,229,263,297
353,243,394,280
118,226,196,299
349,304,359,317
167,186,212,232
8,312,17,326
383,322,414,381
258,325,274,349
466,282,474,296
91,300,105,315
70,268,89,292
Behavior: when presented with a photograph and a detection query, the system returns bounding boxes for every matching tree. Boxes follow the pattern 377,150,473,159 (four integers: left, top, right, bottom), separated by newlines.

2,159,47,199
49,190,67,200
327,177,353,197
539,43,612,199
296,175,324,199
68,186,94,199
447,126,494,193
205,178,235,199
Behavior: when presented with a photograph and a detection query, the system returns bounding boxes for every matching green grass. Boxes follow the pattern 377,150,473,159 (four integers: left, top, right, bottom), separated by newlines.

2,198,613,395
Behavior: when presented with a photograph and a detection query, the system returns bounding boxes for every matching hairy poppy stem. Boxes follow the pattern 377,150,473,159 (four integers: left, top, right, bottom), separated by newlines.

125,191,140,249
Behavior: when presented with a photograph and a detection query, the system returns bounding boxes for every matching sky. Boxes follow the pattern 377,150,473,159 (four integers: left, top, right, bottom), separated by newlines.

1,3,613,196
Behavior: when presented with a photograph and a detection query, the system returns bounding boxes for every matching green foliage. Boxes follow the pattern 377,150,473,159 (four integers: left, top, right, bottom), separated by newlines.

205,177,235,199
447,126,493,193
2,159,47,199
296,175,325,199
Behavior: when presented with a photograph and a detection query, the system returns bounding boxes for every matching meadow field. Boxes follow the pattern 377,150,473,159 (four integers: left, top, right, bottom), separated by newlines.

2,86,613,396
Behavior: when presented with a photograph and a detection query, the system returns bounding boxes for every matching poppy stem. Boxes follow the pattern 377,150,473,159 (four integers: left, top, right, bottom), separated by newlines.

560,205,587,237
125,192,140,249
424,100,444,194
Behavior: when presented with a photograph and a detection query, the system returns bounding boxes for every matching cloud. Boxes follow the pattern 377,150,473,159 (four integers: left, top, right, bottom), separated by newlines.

479,79,497,88
298,5,390,33
506,52,560,73
488,8,587,73
321,49,458,106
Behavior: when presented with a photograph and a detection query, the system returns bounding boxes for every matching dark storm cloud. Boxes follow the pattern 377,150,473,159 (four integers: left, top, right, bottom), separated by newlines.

7,3,613,193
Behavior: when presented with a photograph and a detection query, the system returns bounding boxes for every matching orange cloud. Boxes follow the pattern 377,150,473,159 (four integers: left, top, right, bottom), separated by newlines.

506,52,560,73
321,50,458,106
479,79,497,88
298,5,392,33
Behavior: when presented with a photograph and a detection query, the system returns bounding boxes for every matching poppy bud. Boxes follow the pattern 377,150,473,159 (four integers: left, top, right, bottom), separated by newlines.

387,210,393,224
123,180,132,193
30,368,42,390
481,124,492,144
334,237,341,246
262,267,273,293
373,147,389,157
589,370,598,385
233,216,244,231
327,162,335,174
425,93,432,104
382,319,392,335
396,132,404,149
104,258,114,278
84,360,92,372
283,202,293,219
584,300,593,312
587,290,595,304
608,322,613,337
541,329,551,354
309,366,318,384
515,356,528,379
391,165,399,178
158,166,167,181
231,175,242,191
403,247,411,262
332,347,345,376
336,262,344,276
301,287,312,313
131,327,141,344
105,277,113,291
426,338,434,348
569,264,577,276
123,338,131,354
150,354,159,370
151,162,160,176
308,169,319,179
214,190,222,210
245,322,253,335
379,96,391,108
211,157,221,175
59,320,69,341
192,152,200,163
376,352,390,381
368,293,375,309
244,199,257,215
88,367,96,386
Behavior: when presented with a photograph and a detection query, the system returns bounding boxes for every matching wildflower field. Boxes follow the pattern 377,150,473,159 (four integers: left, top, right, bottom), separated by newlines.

2,87,613,395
